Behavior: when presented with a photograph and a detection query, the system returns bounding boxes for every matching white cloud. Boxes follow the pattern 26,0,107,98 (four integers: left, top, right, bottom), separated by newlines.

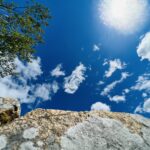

0,76,31,103
103,59,126,78
33,84,52,101
64,63,86,94
97,81,105,85
143,98,150,113
135,98,150,113
137,32,150,61
101,72,130,96
51,81,59,93
108,95,126,103
91,102,111,111
134,105,143,113
132,74,150,114
123,88,130,94
33,81,59,101
15,57,42,80
93,44,100,51
142,93,148,98
51,64,65,77
0,57,59,104
131,74,150,94
99,0,150,34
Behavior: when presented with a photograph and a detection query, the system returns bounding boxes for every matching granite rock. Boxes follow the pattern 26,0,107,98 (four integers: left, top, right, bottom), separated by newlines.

0,99,150,149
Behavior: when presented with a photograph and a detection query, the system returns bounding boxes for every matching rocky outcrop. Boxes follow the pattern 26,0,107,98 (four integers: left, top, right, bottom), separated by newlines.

0,98,20,125
0,105,150,150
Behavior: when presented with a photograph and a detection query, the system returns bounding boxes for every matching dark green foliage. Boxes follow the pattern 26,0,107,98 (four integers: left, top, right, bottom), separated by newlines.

0,0,50,77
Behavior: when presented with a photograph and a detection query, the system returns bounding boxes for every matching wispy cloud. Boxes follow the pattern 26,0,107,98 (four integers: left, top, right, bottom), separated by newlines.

108,95,126,103
51,64,65,78
103,59,126,78
33,81,59,101
143,98,150,113
131,73,150,94
134,104,143,113
64,63,86,94
93,44,100,51
101,72,130,96
135,98,150,113
97,81,105,85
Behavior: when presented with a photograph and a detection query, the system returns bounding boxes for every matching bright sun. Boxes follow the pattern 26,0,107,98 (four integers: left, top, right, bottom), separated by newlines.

99,0,150,34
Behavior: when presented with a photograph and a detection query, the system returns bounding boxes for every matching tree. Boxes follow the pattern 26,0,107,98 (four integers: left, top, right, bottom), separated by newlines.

0,0,50,77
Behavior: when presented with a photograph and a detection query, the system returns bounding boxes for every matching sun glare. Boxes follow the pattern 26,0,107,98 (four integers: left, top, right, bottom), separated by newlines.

99,0,150,34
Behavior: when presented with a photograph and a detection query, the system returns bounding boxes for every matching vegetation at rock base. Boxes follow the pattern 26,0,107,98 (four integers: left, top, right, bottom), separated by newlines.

0,0,51,77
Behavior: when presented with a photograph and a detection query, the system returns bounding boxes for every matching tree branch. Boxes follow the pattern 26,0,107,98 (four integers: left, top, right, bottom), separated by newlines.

0,4,27,12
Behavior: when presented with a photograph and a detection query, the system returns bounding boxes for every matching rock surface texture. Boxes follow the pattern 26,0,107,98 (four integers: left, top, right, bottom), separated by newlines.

0,99,150,149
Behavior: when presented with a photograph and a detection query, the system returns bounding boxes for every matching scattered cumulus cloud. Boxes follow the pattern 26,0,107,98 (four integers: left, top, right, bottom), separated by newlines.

0,58,87,104
0,76,31,103
108,95,126,103
103,59,126,78
143,98,150,113
15,57,42,80
33,82,59,101
131,73,150,94
64,63,86,94
131,73,150,114
137,32,150,61
91,102,111,111
135,98,150,113
99,0,150,34
101,72,130,96
0,57,59,104
51,64,65,78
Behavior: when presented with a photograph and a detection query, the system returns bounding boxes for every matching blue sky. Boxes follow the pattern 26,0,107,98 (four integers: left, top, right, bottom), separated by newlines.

1,0,150,117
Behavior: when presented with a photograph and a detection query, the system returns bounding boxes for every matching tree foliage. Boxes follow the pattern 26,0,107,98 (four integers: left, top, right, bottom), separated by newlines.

0,0,50,77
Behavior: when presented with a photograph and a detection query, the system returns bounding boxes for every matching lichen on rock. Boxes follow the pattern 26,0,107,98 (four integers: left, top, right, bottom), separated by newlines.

23,127,39,140
61,117,147,150
20,141,39,150
0,134,7,149
0,99,150,150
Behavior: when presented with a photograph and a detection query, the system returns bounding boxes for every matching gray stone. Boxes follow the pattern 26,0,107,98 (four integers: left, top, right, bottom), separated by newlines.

0,134,7,150
0,97,20,113
130,114,150,127
0,108,149,149
141,127,150,147
20,141,39,150
61,117,149,150
23,127,39,140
